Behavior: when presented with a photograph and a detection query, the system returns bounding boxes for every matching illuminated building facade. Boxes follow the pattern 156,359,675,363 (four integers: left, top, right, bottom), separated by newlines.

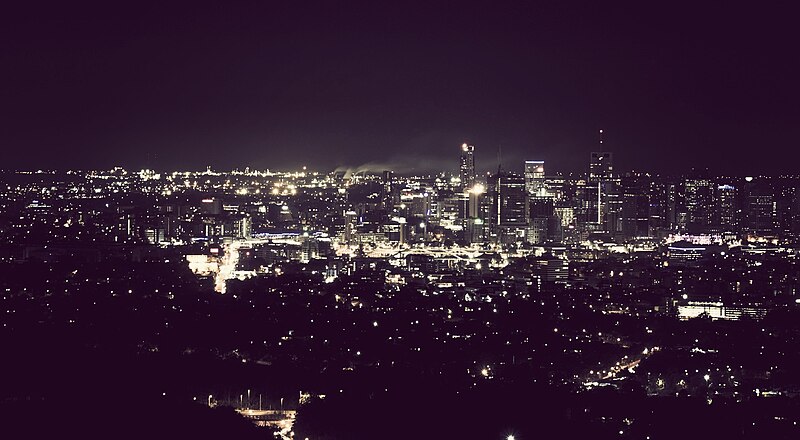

715,184,738,231
684,170,714,233
589,152,613,182
459,143,476,190
524,160,546,197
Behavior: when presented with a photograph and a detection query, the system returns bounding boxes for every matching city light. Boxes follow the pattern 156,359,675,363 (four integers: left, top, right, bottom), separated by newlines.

5,5,797,438
470,183,485,194
0,135,797,438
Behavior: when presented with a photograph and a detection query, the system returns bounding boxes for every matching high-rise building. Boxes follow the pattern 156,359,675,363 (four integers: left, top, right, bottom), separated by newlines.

234,215,252,239
497,172,528,227
604,181,623,236
589,152,613,182
743,179,776,237
459,143,476,190
684,170,714,233
644,179,669,233
465,184,487,245
621,175,650,239
489,171,528,244
381,170,395,210
528,196,554,244
715,184,738,231
524,160,546,197
588,150,615,230
344,211,357,246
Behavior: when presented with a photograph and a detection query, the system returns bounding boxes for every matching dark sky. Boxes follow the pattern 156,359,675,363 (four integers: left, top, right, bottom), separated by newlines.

2,1,798,175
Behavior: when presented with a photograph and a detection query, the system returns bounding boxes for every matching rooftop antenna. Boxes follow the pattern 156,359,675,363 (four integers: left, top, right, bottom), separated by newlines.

497,144,502,174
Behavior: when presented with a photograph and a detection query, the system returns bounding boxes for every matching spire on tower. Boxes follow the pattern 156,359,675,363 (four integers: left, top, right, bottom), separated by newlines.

497,144,502,174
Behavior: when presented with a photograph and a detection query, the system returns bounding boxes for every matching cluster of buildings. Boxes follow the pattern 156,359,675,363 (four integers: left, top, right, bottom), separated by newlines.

2,146,800,307
3,143,797,256
453,143,799,248
2,150,800,437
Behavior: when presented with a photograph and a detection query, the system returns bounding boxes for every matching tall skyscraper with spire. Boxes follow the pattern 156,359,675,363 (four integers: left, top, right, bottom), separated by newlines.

589,130,613,182
588,129,621,233
589,152,613,182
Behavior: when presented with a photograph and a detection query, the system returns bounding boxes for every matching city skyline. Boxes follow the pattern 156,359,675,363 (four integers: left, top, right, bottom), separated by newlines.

3,148,800,439
3,3,800,439
4,145,797,178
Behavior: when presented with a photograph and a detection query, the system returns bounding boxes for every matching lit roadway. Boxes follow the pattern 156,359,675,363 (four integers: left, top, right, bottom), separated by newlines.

236,409,296,440
214,234,305,293
582,347,660,385
215,241,241,293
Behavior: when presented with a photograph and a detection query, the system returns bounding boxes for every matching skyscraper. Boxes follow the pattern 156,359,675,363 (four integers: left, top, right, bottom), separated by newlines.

459,143,476,190
524,160,546,197
465,184,486,244
381,170,395,210
587,152,615,227
589,152,613,182
489,171,528,244
715,184,738,231
620,175,650,239
684,169,714,233
743,178,776,237
528,196,554,244
588,130,616,230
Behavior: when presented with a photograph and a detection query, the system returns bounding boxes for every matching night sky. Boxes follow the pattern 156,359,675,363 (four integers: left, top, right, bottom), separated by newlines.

2,1,798,175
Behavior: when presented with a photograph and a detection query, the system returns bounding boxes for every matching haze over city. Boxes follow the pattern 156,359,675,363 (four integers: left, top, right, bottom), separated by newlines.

2,1,798,174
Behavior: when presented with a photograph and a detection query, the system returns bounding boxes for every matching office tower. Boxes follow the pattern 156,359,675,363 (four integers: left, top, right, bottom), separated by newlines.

234,215,252,239
715,184,738,232
464,184,486,245
489,171,528,244
344,211,357,245
642,179,668,233
459,143,476,190
524,160,546,197
604,183,624,236
743,178,776,237
665,181,684,231
774,183,798,237
497,172,528,226
589,152,613,182
684,169,714,233
528,196,554,244
588,131,615,228
587,149,619,232
620,175,650,239
381,170,394,210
